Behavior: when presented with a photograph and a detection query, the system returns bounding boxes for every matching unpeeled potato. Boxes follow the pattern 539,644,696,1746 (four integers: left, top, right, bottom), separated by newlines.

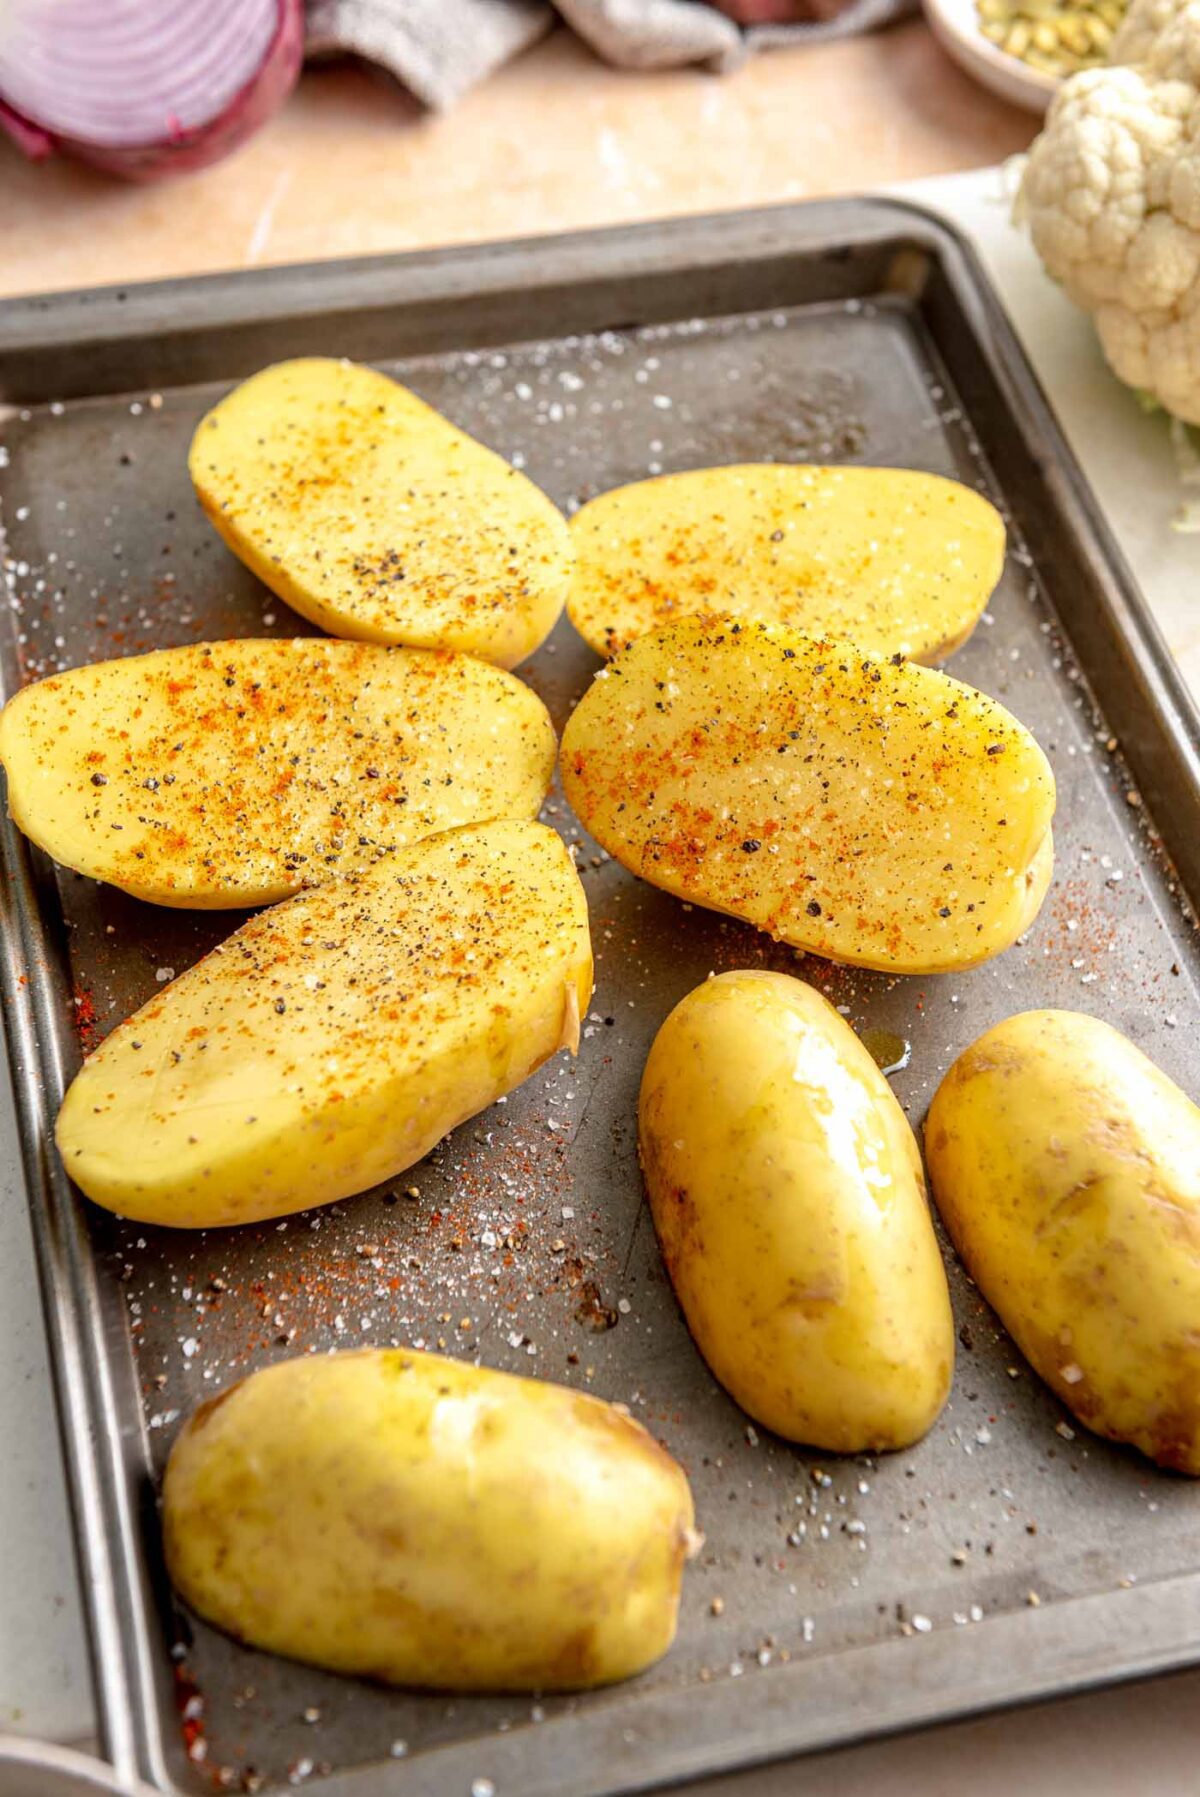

163,1347,699,1690
56,821,592,1228
927,1010,1200,1474
189,358,572,667
567,464,1005,660
0,638,555,907
640,972,954,1450
561,618,1054,975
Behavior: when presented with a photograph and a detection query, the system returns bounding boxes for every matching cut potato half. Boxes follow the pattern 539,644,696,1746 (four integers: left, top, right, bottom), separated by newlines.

567,464,1004,661
190,358,572,667
561,618,1054,975
56,821,592,1228
0,638,555,908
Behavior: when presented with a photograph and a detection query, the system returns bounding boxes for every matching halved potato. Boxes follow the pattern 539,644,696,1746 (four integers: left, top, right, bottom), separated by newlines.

189,358,572,668
561,619,1054,975
56,820,592,1228
567,464,1005,660
0,638,555,908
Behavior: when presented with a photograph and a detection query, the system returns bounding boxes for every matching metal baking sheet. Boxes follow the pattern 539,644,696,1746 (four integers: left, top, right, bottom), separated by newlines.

4,200,1200,1797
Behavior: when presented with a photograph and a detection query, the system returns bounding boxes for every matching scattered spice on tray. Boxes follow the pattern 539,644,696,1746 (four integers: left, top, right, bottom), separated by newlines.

71,984,99,1053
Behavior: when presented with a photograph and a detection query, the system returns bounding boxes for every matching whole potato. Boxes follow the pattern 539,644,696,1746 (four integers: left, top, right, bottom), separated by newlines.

163,1348,699,1691
639,971,954,1451
926,1009,1200,1474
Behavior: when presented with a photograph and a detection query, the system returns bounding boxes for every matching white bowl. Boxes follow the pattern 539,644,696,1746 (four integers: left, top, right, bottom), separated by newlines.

922,0,1061,113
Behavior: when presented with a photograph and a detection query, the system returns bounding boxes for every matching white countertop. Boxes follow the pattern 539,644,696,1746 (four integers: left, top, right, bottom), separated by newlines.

3,164,1199,1791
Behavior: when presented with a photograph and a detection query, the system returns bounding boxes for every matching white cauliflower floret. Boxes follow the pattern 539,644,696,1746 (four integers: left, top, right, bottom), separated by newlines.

1019,0,1200,421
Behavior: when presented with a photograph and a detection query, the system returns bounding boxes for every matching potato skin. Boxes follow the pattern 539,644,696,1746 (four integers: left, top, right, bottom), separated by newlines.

163,1348,698,1691
639,971,954,1451
926,1010,1200,1474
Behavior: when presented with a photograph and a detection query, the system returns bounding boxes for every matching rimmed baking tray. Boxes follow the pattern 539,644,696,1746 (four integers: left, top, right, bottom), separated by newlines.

3,199,1200,1797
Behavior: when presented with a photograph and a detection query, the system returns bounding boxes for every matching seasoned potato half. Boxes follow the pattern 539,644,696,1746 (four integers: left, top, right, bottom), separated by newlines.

189,358,572,667
56,821,592,1228
561,619,1054,975
641,972,954,1451
567,464,1005,660
927,1010,1200,1475
0,638,555,908
164,1347,698,1691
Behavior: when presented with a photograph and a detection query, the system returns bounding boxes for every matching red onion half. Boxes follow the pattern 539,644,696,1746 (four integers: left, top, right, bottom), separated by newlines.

0,0,304,181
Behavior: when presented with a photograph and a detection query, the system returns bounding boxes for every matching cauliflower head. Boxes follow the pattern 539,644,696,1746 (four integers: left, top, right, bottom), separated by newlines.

1019,0,1200,422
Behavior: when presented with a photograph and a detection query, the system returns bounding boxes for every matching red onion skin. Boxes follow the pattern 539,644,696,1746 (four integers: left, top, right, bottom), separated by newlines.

0,99,51,159
0,0,304,182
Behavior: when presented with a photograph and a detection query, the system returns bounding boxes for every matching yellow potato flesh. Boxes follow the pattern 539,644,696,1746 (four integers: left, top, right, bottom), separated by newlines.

561,619,1054,975
0,638,555,908
640,972,954,1450
927,1009,1200,1475
163,1347,697,1691
55,821,591,1228
189,358,572,668
567,465,1005,660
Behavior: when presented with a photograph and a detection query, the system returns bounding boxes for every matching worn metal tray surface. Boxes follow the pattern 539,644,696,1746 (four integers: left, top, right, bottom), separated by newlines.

3,200,1200,1797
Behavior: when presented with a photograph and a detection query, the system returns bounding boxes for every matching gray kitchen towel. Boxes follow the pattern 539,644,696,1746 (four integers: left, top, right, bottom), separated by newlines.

306,0,914,109
306,0,552,108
